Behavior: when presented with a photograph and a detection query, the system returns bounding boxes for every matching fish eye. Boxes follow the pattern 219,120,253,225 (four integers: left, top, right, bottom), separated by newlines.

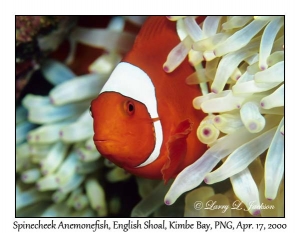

125,101,135,115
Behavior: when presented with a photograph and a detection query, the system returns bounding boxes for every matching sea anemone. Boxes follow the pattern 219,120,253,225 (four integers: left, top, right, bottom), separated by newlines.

16,16,143,217
164,16,284,217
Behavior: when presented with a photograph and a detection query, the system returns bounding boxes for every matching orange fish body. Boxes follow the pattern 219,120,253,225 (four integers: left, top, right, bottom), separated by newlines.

91,16,207,182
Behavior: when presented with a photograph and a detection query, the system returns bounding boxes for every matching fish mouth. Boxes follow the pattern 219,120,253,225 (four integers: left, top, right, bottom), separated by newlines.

93,139,115,155
93,139,124,167
94,138,118,143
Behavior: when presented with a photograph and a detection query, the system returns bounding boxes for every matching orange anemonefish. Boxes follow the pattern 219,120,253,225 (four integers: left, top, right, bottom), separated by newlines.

91,16,207,183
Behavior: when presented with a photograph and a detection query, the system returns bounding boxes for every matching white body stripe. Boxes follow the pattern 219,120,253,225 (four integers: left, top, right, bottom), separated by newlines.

136,121,163,167
100,62,163,167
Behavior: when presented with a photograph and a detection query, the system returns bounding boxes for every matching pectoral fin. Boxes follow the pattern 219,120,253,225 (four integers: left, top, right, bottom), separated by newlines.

161,119,193,183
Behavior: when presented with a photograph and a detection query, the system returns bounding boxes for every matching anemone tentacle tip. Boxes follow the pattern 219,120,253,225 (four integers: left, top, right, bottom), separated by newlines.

248,122,257,131
260,66,266,71
203,128,211,136
163,65,170,73
165,199,171,205
211,88,218,94
214,117,220,123
253,210,261,216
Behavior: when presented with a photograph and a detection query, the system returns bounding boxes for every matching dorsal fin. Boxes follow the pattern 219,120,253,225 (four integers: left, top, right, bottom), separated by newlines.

122,16,180,73
132,16,175,48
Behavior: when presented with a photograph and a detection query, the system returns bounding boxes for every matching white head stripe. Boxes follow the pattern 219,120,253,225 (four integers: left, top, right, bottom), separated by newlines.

100,62,163,167
101,62,158,119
